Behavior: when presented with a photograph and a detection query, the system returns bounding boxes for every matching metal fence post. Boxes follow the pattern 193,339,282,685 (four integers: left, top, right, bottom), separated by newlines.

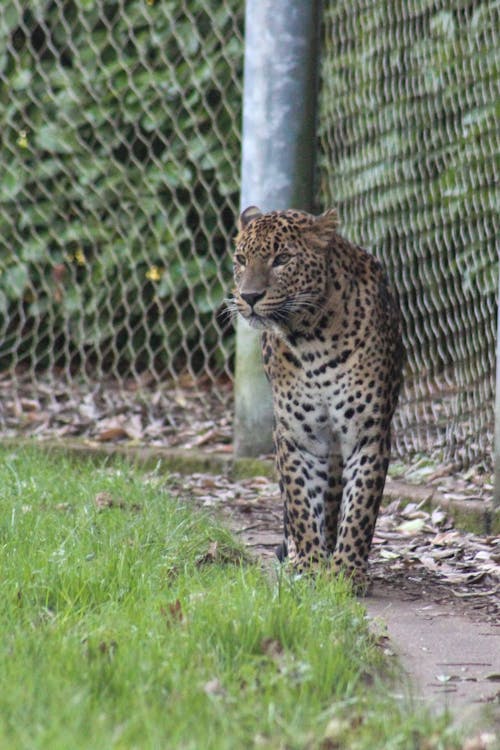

495,269,500,506
234,0,321,457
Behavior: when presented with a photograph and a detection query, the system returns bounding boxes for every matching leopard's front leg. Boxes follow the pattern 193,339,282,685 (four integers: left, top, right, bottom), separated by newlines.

331,428,392,579
265,335,336,570
275,429,332,569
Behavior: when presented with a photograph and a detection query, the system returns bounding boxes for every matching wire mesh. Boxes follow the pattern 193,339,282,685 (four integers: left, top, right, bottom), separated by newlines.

0,0,242,440
0,0,498,470
318,0,498,468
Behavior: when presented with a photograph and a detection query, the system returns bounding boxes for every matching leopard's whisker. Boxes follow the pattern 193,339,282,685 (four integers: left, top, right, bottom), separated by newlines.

219,298,240,324
283,296,329,317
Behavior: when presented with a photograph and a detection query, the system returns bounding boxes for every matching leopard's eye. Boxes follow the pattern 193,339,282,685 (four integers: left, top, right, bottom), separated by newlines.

234,253,246,266
272,253,290,267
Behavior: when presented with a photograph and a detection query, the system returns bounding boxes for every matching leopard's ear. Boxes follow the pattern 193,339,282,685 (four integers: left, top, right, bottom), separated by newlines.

238,206,262,231
314,208,339,234
304,208,339,249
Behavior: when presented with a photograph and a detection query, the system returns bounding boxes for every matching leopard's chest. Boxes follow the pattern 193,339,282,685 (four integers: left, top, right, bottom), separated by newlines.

262,329,352,393
262,324,388,455
263,332,361,447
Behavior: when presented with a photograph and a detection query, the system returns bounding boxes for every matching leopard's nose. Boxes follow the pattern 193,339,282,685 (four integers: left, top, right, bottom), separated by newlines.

241,291,265,309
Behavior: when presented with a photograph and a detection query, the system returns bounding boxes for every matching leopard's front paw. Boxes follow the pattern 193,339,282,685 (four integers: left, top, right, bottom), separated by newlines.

331,556,370,595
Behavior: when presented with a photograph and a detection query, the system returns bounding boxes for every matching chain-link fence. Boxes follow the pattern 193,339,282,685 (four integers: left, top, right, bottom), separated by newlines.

318,0,498,469
0,0,242,443
0,0,498,468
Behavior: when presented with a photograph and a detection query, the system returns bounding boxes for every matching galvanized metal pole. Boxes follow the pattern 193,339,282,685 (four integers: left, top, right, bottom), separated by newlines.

234,0,321,457
495,269,500,507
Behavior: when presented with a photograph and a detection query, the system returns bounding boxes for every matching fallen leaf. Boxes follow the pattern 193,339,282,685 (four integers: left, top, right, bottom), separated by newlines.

322,717,351,745
185,428,228,449
484,672,500,682
430,507,447,526
261,637,284,661
402,510,429,521
396,518,426,535
94,491,115,509
420,555,439,572
20,398,38,411
430,548,456,560
98,640,118,658
161,599,184,625
463,732,498,750
96,427,130,442
380,548,401,560
54,502,72,512
203,678,226,697
432,530,461,546
443,570,485,585
474,551,493,561
435,674,454,683
206,541,218,559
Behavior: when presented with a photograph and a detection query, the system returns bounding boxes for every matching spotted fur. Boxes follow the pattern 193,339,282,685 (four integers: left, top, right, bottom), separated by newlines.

232,207,404,583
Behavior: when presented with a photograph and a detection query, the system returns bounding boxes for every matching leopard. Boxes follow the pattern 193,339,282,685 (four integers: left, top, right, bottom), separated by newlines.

231,205,404,585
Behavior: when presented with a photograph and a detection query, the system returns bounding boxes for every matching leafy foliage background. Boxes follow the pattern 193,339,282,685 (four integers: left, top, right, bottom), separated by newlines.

0,0,243,375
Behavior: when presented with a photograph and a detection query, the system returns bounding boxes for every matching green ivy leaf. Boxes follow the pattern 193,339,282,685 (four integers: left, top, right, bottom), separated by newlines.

3,264,29,301
36,124,76,154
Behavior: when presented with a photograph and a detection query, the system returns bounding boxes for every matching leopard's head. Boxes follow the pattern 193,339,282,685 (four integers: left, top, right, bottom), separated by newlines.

232,206,339,331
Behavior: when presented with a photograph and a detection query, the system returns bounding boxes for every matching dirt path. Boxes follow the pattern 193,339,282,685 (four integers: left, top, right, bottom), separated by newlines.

169,471,500,734
366,587,499,722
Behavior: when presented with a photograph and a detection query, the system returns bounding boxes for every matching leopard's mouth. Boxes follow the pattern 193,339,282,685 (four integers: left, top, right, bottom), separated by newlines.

247,306,293,329
244,312,269,329
236,299,273,329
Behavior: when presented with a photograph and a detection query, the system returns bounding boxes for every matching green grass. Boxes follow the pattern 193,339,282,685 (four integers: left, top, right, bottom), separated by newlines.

0,447,458,750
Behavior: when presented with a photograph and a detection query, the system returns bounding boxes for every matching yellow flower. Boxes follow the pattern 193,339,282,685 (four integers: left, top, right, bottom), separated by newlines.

146,265,162,282
17,130,29,149
74,247,86,265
